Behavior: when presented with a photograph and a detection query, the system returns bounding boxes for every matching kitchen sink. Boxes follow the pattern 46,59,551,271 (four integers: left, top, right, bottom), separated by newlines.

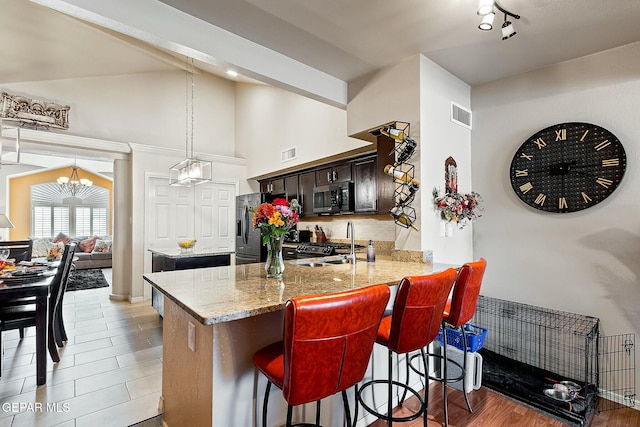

289,255,354,267
290,260,326,267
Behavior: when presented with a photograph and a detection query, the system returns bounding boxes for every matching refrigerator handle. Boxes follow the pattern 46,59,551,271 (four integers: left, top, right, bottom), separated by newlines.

243,206,250,244
236,219,242,237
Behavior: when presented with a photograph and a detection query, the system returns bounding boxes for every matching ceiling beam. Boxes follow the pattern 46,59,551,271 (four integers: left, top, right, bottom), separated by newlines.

31,0,348,108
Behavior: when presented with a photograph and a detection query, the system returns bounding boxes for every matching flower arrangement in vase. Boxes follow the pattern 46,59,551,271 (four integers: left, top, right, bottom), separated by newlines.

251,198,299,278
432,188,483,229
46,244,63,261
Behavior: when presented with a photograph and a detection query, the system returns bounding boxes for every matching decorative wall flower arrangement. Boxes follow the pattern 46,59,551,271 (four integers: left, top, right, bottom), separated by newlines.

432,156,482,229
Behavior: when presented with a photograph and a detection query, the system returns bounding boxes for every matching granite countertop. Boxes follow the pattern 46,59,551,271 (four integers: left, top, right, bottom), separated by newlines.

148,248,234,258
143,256,457,325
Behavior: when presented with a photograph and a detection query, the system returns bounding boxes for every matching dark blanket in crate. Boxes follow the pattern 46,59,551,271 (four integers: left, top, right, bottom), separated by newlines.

480,349,598,426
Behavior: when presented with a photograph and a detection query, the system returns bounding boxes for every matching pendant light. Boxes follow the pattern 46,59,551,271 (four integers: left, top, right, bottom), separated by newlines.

57,162,93,197
169,57,212,186
0,123,20,165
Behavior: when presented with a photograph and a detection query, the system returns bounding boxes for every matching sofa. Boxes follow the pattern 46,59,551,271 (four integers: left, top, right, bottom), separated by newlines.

31,234,112,270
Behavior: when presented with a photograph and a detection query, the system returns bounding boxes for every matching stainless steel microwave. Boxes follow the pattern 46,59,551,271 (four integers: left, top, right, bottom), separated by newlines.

312,182,354,214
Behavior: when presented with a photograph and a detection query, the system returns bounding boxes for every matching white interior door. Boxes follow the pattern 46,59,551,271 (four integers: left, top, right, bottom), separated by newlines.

146,177,194,250
146,177,236,252
194,183,235,252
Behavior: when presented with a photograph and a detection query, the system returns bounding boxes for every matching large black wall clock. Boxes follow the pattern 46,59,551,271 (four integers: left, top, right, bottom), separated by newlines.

509,122,626,213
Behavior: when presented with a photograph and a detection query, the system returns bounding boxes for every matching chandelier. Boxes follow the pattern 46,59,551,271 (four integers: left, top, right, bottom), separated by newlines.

169,57,212,186
57,165,93,196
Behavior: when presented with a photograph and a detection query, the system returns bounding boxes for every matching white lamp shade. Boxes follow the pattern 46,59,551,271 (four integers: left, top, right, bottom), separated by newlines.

477,0,495,16
502,20,516,39
0,214,14,229
479,13,495,30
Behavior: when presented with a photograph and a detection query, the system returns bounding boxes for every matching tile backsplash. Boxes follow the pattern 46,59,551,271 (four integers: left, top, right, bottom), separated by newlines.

298,215,395,243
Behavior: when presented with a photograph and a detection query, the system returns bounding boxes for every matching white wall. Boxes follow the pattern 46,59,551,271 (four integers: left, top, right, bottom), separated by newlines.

347,54,473,261
472,41,640,392
348,55,423,252
2,70,236,156
420,56,473,265
234,83,369,179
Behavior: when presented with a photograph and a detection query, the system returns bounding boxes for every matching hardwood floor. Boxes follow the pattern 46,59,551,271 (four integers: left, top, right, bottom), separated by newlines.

366,377,640,427
0,269,163,427
2,270,637,427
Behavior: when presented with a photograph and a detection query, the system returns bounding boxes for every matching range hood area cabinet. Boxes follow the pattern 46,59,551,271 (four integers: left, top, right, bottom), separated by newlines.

316,163,352,186
258,135,395,216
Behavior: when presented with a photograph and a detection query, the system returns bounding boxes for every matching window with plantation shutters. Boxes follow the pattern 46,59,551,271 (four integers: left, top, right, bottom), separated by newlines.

30,182,110,239
75,207,91,236
53,207,70,235
92,207,107,236
32,206,52,238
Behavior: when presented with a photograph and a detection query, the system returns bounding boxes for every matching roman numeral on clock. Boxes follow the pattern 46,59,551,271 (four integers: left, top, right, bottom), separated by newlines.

534,193,546,206
559,197,568,209
580,130,589,141
602,158,619,167
581,192,592,203
555,129,566,141
519,182,533,194
515,169,528,177
533,138,547,149
595,140,611,151
596,177,613,188
520,153,533,161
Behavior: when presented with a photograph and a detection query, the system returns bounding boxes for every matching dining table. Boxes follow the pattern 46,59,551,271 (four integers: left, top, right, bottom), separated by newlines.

0,266,58,386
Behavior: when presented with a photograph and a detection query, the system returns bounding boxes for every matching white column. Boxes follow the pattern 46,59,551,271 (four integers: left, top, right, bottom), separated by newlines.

110,157,132,301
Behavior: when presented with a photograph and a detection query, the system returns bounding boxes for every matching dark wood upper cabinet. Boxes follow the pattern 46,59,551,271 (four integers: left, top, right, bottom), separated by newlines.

260,178,285,195
315,163,352,186
299,171,316,216
259,134,396,216
284,175,299,201
375,135,396,213
353,156,377,213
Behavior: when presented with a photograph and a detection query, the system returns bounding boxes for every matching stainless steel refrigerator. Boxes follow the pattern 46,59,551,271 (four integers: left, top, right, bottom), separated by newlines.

235,193,271,265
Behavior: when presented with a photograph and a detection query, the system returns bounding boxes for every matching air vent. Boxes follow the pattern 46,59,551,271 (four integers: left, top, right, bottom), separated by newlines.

451,102,472,130
281,147,297,163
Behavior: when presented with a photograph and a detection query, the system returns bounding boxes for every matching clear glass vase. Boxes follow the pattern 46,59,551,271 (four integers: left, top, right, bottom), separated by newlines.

265,235,285,279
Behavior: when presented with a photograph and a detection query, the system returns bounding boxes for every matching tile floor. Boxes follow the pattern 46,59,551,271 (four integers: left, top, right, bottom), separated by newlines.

0,269,163,427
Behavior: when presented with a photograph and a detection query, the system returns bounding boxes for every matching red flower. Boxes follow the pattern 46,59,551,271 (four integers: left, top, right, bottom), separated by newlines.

272,198,289,206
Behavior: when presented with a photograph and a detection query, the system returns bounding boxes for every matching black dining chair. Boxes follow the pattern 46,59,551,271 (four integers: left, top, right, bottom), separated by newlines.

0,243,76,375
53,245,77,346
0,239,33,263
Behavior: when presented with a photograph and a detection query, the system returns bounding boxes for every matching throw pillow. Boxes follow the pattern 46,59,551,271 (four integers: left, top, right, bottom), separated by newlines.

78,236,98,253
31,238,52,258
92,239,112,253
52,232,70,245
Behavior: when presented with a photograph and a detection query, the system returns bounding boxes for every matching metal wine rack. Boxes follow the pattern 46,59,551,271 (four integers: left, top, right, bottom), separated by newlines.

382,121,419,231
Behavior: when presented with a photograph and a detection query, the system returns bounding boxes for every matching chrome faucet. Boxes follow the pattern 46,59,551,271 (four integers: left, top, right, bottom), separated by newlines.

346,220,356,264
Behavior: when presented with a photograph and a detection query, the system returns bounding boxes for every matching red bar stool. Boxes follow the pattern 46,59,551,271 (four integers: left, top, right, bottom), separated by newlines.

356,269,458,427
252,284,390,427
430,258,487,427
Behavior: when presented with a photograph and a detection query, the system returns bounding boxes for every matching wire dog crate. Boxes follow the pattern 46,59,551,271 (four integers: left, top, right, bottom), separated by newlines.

470,295,635,426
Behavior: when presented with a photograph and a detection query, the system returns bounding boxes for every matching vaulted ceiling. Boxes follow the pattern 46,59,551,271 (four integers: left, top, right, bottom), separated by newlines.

7,0,640,97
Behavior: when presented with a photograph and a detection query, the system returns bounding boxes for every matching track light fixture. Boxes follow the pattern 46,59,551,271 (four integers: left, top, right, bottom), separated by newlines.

476,0,520,39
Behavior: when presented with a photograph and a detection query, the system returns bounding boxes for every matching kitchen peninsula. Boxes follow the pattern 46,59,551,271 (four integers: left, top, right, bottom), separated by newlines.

144,257,455,427
148,248,233,316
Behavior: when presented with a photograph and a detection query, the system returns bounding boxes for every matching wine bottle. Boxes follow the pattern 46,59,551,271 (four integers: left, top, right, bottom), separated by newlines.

389,207,419,231
397,182,419,206
384,165,420,185
380,126,405,142
395,136,417,165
